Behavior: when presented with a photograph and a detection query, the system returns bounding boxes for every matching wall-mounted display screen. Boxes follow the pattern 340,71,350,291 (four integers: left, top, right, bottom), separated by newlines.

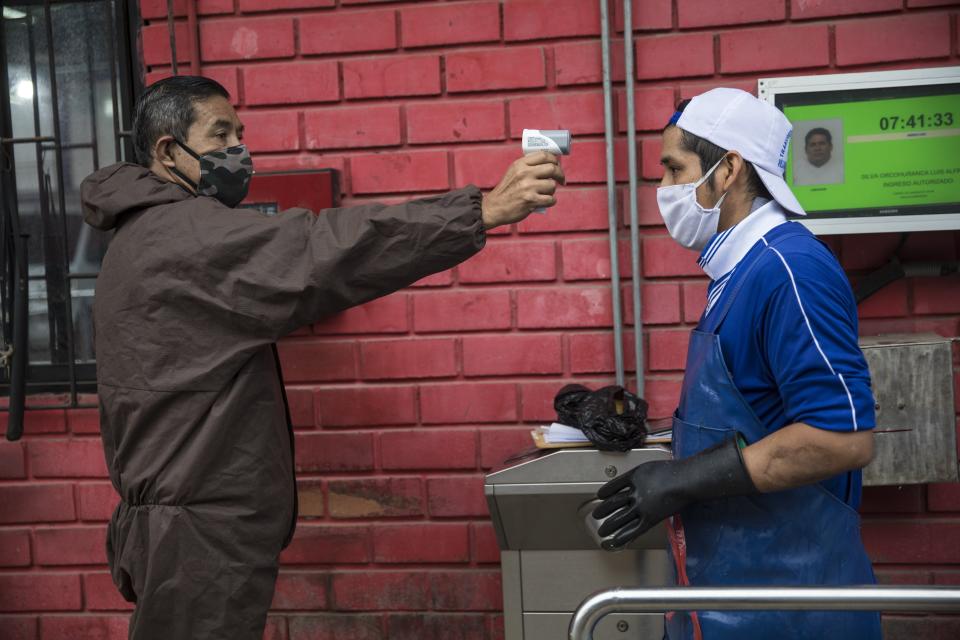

760,67,960,235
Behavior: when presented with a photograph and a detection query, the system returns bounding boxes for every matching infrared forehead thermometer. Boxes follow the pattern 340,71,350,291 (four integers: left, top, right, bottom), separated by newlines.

522,129,571,213
522,128,571,155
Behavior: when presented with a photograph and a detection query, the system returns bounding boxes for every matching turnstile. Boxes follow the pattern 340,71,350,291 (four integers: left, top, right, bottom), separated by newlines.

485,447,673,640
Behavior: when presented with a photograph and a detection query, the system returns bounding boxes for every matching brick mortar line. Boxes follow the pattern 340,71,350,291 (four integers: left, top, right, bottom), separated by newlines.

147,7,955,62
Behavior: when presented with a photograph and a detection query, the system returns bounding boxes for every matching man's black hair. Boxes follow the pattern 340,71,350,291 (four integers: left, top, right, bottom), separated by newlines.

132,75,230,167
804,127,832,146
664,99,772,201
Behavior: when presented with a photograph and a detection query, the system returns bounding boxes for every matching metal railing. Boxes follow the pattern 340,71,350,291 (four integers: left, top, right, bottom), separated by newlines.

569,586,960,640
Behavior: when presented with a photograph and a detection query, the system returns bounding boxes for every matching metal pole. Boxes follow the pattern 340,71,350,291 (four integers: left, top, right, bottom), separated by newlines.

1,136,55,144
85,9,100,172
0,11,29,441
6,233,28,441
622,0,643,396
569,586,960,640
599,0,625,387
104,2,122,162
26,11,65,367
187,0,200,75
43,0,79,406
166,0,179,75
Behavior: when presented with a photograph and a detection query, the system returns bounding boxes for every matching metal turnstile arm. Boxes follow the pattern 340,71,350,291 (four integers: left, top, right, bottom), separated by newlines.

569,586,960,640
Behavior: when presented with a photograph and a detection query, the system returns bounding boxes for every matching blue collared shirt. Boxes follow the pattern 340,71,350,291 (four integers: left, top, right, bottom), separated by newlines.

697,199,875,507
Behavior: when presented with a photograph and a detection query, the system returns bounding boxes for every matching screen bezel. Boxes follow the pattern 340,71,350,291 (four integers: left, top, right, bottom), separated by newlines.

759,66,960,235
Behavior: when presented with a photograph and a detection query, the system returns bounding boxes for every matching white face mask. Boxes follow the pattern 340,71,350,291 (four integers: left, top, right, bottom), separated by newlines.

657,156,729,250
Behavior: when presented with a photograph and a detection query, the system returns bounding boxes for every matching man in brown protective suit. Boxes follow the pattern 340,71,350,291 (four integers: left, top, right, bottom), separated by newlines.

80,76,564,640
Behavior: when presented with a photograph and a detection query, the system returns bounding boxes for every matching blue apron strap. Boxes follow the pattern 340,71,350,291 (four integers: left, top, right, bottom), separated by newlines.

706,226,810,333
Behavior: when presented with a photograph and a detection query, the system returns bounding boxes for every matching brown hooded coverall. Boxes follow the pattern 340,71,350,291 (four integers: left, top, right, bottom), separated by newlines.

80,163,485,639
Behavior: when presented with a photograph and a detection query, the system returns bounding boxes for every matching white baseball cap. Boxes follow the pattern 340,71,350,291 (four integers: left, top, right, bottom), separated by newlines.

675,87,805,216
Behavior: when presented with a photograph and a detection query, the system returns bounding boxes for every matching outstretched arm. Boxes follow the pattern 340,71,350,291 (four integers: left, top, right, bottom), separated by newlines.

172,153,564,342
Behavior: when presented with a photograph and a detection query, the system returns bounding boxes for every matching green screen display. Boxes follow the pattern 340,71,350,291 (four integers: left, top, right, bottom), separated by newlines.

780,86,960,217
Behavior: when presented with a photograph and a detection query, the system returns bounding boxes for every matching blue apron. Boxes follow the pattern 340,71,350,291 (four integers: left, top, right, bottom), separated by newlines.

666,226,882,640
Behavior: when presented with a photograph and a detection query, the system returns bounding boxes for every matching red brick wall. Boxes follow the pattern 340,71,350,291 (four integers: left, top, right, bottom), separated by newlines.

2,1,960,639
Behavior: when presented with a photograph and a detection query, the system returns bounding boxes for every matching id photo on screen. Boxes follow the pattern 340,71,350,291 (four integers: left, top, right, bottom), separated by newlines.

793,119,845,186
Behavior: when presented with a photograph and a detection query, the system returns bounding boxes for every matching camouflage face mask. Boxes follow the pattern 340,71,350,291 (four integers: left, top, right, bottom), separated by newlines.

173,140,253,208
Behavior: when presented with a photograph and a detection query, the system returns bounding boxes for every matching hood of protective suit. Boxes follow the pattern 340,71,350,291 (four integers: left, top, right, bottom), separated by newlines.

81,162,190,230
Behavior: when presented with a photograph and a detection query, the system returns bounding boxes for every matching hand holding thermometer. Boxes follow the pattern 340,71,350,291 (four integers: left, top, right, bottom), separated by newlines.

521,129,571,213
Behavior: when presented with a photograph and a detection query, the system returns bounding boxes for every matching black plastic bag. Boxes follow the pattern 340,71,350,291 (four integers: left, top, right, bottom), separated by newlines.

554,384,648,452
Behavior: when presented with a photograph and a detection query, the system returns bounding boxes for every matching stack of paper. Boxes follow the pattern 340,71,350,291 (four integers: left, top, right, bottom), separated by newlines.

531,422,591,448
646,430,673,445
542,422,589,442
530,422,674,449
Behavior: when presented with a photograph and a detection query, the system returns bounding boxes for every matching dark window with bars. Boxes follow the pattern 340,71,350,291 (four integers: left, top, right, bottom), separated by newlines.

1,0,141,438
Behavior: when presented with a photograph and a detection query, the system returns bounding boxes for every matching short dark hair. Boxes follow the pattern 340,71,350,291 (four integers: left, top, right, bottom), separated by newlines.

664,99,772,201
804,127,832,146
132,75,230,167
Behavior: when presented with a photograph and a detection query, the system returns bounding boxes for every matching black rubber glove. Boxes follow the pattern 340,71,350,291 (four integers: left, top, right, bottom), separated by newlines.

592,436,757,551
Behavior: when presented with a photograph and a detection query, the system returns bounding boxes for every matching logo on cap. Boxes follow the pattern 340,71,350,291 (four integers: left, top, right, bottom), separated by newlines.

777,131,792,174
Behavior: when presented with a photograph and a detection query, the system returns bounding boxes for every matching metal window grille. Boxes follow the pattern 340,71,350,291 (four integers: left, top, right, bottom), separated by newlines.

1,0,142,439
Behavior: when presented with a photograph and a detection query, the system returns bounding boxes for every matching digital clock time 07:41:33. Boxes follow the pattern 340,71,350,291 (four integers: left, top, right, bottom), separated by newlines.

879,113,955,130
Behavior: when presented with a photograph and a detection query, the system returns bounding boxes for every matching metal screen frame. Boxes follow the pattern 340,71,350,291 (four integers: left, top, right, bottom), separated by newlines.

758,65,960,235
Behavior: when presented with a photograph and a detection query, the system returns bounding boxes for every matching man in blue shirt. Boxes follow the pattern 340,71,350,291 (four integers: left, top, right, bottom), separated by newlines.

593,88,880,639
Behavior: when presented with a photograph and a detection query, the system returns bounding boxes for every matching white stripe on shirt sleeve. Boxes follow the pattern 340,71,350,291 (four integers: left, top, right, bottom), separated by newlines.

763,239,859,431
